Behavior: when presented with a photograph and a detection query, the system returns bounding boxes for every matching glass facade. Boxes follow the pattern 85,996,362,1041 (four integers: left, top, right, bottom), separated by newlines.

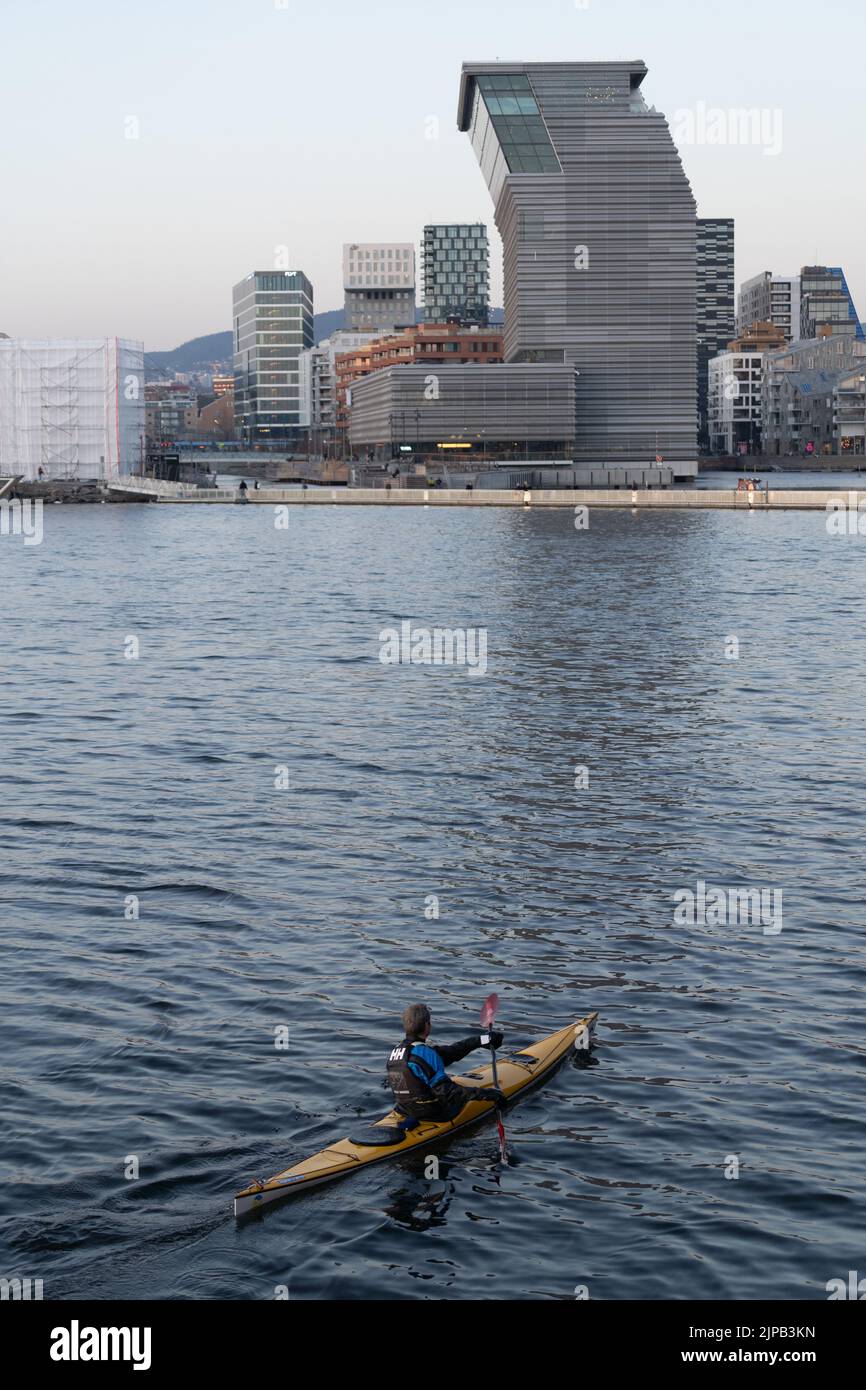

422,224,490,325
468,74,561,201
800,266,864,342
232,271,314,441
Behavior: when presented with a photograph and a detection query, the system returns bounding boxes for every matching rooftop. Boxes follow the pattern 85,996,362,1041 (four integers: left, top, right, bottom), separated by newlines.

457,59,648,128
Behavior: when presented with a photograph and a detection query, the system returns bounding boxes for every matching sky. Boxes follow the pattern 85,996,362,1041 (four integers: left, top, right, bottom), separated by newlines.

2,0,864,351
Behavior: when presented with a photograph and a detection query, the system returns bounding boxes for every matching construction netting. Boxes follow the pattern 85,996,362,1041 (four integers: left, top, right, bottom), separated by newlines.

0,338,145,481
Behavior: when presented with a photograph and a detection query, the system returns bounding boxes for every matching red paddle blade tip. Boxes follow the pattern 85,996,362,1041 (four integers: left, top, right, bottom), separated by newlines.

481,992,500,1028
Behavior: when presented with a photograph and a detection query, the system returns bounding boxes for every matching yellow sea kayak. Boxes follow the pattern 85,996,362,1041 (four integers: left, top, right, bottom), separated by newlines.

234,1012,598,1217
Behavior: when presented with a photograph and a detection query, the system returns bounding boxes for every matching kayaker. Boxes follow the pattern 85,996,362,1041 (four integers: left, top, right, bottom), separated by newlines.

387,1003,507,1121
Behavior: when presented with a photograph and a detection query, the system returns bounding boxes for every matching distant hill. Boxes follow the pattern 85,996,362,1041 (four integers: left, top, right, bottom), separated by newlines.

313,309,345,341
145,332,232,376
146,308,504,377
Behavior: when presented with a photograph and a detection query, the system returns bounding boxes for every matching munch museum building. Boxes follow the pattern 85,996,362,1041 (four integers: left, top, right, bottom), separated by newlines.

350,61,698,484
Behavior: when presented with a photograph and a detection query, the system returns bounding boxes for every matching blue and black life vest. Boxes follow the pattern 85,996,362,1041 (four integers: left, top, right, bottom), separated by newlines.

386,1036,447,1116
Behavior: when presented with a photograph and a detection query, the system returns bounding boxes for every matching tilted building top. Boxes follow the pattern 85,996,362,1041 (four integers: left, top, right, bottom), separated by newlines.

457,60,697,469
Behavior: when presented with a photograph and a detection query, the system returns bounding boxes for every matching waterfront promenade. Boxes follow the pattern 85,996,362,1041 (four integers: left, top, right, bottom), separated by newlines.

107,478,863,510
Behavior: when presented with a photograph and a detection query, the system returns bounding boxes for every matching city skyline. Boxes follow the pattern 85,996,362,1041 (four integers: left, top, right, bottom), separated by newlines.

1,0,864,349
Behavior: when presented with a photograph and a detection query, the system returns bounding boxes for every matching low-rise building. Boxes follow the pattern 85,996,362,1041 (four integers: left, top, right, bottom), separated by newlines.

196,392,235,440
347,362,577,462
708,323,798,455
145,384,197,444
762,335,866,455
336,323,504,448
728,321,787,354
769,366,866,457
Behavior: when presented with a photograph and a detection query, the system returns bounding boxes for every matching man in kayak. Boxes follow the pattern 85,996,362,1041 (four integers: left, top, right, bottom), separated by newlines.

386,1003,507,1122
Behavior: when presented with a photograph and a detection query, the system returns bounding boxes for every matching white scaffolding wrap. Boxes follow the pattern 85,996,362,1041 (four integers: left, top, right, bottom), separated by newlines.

0,338,145,480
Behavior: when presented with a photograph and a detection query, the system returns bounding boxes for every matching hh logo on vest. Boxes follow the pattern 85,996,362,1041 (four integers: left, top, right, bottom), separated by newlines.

389,1047,407,1062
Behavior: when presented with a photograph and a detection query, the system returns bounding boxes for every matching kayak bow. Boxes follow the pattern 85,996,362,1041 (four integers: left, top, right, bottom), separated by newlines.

234,1012,598,1218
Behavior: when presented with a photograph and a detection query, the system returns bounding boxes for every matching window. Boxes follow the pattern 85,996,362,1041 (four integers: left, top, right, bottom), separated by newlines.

475,75,561,176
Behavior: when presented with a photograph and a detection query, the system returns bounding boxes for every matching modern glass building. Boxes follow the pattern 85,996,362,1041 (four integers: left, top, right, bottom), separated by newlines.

697,218,735,452
457,61,698,470
799,266,864,342
422,224,490,325
232,270,314,442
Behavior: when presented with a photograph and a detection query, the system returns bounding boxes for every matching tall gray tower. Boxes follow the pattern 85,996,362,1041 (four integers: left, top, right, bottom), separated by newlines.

457,62,697,466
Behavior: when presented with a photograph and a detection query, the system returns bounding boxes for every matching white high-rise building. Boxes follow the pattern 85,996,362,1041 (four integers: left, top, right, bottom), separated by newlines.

343,243,415,332
708,349,764,455
0,338,145,480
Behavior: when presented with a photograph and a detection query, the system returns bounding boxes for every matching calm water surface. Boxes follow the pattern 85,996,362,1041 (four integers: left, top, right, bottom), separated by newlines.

1,501,864,1300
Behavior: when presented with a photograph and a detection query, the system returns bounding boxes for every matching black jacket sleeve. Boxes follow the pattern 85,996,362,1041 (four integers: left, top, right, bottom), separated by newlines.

435,1034,483,1067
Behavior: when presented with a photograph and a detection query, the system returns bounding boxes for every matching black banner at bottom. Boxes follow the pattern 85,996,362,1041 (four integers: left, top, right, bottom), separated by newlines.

1,1298,858,1374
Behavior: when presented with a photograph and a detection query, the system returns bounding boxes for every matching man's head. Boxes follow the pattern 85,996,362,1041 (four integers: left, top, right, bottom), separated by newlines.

402,1003,431,1040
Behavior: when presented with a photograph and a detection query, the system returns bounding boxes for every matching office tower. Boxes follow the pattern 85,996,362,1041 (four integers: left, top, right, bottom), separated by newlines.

799,266,863,341
737,271,801,343
343,244,415,332
697,218,735,451
456,61,697,467
422,224,490,324
232,270,314,442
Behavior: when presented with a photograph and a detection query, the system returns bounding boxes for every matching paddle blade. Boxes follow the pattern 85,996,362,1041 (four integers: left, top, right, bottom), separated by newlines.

481,992,500,1029
496,1115,508,1163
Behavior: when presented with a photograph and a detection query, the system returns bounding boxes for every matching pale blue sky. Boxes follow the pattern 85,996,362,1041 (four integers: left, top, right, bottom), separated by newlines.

2,0,863,349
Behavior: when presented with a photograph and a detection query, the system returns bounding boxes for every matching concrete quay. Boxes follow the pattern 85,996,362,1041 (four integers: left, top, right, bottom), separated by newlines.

106,479,864,511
